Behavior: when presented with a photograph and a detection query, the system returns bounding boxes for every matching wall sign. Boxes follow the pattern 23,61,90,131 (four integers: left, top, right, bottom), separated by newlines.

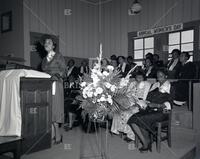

1,11,12,33
137,23,183,38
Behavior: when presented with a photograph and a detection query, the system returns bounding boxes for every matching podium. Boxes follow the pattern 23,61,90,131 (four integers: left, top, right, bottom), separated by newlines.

20,78,52,154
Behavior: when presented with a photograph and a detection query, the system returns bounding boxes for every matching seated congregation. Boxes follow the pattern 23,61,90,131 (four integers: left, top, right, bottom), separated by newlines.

64,48,197,153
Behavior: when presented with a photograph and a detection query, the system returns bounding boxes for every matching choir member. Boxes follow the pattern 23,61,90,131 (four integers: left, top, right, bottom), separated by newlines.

127,56,137,69
117,56,130,77
79,59,89,76
166,49,181,79
143,58,157,78
66,59,79,82
153,54,164,68
173,52,196,106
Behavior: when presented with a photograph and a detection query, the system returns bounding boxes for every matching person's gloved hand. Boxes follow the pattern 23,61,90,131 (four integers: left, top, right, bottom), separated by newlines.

137,100,147,109
51,73,61,81
51,75,59,81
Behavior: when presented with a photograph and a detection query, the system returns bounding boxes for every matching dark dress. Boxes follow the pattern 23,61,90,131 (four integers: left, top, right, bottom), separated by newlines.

144,66,157,78
127,84,172,133
42,53,66,123
118,63,130,77
166,59,181,79
174,62,196,102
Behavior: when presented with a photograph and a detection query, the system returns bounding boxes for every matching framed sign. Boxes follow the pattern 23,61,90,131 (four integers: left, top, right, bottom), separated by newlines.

1,11,12,33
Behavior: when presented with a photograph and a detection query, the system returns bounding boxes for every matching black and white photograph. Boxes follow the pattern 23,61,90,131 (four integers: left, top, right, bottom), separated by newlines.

0,0,200,159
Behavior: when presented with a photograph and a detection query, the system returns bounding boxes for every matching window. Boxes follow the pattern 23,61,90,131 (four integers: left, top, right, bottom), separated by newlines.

133,37,154,65
168,30,194,61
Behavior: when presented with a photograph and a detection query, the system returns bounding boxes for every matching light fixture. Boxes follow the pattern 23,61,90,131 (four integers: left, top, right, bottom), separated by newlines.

128,0,142,15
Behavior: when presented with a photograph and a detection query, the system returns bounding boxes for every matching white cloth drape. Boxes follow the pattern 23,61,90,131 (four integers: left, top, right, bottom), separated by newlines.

0,69,51,137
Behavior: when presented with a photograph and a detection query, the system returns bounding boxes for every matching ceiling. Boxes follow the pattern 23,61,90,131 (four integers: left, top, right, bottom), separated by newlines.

80,0,113,5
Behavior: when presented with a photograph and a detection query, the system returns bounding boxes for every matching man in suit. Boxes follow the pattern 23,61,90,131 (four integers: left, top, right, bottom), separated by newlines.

153,54,164,68
117,56,130,77
79,59,89,76
66,59,79,82
127,56,137,69
166,49,181,79
173,52,196,106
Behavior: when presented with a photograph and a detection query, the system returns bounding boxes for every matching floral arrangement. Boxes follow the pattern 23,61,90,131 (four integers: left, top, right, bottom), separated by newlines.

77,44,137,121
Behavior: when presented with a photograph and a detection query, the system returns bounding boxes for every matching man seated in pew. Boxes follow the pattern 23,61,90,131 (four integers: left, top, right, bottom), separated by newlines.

153,54,164,68
173,52,196,106
145,52,153,60
117,56,130,77
143,58,157,78
166,49,181,79
79,59,89,76
110,58,119,71
66,59,79,82
127,56,137,69
127,68,172,152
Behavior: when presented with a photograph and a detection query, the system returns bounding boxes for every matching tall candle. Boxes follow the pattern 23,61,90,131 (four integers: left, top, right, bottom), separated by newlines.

99,43,102,61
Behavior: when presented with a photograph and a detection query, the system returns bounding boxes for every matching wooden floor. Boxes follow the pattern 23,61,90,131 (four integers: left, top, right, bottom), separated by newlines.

18,126,197,159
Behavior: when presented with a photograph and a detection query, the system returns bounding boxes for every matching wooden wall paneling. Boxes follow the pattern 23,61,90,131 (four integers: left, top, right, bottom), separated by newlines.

78,1,83,58
77,0,83,57
146,0,152,29
159,0,167,27
154,33,168,62
164,0,173,26
121,0,128,56
87,4,93,58
34,0,40,32
83,3,88,58
191,0,199,21
108,1,114,55
65,0,72,57
183,0,192,22
51,0,58,35
93,5,99,57
193,83,200,131
58,0,65,55
45,0,51,34
21,0,200,65
29,0,35,31
103,3,109,57
72,0,77,57
172,0,182,24
154,0,162,27
116,0,122,55
39,0,45,33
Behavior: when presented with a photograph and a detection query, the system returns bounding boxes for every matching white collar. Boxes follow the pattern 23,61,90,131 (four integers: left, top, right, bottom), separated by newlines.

46,51,56,62
151,80,171,94
184,60,189,65
168,58,178,71
67,66,75,76
118,62,127,72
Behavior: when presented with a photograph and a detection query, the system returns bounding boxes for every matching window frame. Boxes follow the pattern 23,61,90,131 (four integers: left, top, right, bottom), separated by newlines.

133,36,154,65
168,29,194,61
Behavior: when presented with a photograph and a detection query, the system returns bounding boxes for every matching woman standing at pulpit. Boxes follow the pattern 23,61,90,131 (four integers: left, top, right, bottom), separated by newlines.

41,38,66,144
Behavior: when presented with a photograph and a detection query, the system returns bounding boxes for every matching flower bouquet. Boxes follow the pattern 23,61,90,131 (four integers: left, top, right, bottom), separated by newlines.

77,45,137,121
